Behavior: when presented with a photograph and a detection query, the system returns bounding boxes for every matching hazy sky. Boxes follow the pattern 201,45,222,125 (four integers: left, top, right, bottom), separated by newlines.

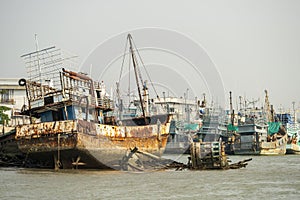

0,0,300,110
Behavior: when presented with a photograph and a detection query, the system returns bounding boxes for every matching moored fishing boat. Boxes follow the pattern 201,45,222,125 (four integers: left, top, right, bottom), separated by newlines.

233,116,268,155
15,35,171,169
259,122,287,155
259,90,287,155
286,123,300,154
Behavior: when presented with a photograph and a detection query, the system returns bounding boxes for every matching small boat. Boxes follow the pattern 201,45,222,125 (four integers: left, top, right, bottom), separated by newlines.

15,35,171,170
277,102,300,154
258,90,287,155
260,122,287,155
286,123,300,154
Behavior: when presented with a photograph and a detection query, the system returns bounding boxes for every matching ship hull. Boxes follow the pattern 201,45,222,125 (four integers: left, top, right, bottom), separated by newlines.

286,143,300,154
233,150,261,155
232,134,261,156
229,124,264,156
0,131,25,167
229,122,288,155
15,119,170,169
260,135,287,155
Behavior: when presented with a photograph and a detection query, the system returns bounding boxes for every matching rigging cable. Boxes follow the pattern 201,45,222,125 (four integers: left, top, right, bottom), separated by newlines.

118,37,129,84
128,48,132,107
117,36,130,108
131,37,160,99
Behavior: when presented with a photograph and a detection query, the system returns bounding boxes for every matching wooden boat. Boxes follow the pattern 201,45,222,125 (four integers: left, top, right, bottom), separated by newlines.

259,124,287,155
15,35,171,169
259,90,287,155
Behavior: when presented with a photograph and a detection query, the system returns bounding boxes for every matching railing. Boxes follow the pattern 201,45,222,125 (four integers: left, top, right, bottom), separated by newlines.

97,98,114,110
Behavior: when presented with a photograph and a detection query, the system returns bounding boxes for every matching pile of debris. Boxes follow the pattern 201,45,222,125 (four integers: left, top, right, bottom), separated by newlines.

120,143,252,172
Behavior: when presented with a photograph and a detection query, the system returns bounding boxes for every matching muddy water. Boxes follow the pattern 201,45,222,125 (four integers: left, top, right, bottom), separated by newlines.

1,155,300,200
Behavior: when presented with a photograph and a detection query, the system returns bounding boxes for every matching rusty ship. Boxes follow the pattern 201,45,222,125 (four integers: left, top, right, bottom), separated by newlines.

15,35,171,169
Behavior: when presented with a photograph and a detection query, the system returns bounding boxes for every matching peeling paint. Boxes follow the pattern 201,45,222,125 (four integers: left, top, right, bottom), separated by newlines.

16,120,77,138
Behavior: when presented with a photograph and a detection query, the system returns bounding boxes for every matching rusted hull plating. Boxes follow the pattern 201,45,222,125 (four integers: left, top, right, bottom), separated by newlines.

15,120,170,169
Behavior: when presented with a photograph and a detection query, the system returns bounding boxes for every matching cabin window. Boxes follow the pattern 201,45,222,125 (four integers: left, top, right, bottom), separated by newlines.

52,110,64,121
96,91,101,98
44,96,54,105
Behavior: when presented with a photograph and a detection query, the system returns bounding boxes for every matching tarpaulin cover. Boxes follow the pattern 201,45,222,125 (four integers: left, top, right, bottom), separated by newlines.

227,124,238,131
268,122,281,135
184,123,199,131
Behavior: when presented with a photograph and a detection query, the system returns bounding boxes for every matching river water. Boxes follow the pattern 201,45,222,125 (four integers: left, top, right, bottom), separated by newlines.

1,155,300,200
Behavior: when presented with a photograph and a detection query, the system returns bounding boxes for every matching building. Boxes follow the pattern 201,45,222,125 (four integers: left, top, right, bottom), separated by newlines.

0,78,29,127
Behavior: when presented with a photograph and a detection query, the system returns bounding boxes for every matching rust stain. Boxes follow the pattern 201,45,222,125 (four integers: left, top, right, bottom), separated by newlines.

16,120,77,139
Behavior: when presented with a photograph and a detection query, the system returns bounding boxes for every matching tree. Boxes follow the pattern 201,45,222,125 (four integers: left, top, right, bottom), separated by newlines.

0,106,10,124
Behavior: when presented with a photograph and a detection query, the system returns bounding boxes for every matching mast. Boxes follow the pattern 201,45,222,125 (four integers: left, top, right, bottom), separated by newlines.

239,96,243,113
264,90,272,122
185,88,190,124
127,34,147,119
229,91,234,125
116,82,122,119
292,101,296,123
202,93,206,108
270,105,274,122
143,80,149,116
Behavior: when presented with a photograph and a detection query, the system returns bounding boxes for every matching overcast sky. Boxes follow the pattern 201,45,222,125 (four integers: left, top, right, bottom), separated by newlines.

0,0,299,111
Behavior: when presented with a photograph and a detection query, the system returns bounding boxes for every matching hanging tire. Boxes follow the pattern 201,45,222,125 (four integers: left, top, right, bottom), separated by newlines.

19,78,26,86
